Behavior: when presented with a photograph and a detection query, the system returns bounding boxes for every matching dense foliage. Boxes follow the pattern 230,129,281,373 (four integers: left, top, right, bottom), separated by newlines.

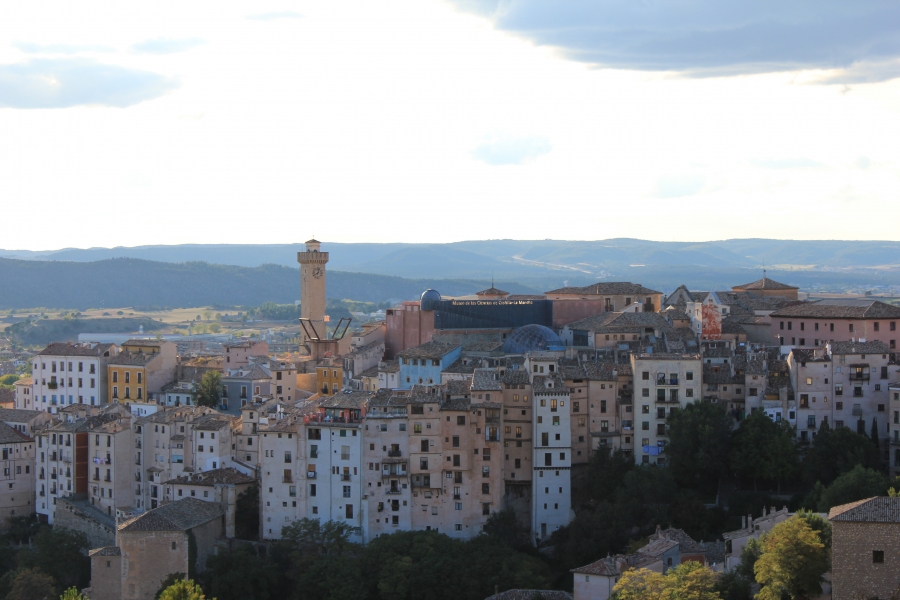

0,522,91,599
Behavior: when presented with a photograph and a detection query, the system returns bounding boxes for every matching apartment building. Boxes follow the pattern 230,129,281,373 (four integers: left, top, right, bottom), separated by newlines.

316,362,344,396
630,353,703,466
13,377,33,410
0,407,53,437
397,342,461,389
0,422,36,524
107,340,177,404
162,468,255,538
36,410,100,524
32,343,116,413
769,300,900,349
501,368,532,523
87,413,134,517
259,392,369,541
828,341,895,445
223,339,269,366
222,365,271,413
531,373,572,542
269,361,297,402
190,413,238,473
132,405,218,510
888,382,900,478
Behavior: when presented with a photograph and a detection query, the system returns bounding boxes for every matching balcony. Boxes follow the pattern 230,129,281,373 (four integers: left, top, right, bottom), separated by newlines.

134,473,141,482
47,382,58,390
386,489,401,495
387,449,402,458
39,491,45,497
852,407,863,416
306,472,317,479
50,473,57,480
453,494,461,500
849,372,870,381
39,472,45,480
135,440,142,449
282,476,293,484
93,475,100,481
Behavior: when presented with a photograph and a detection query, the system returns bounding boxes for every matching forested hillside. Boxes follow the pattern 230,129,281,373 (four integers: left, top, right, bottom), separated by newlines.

0,258,543,310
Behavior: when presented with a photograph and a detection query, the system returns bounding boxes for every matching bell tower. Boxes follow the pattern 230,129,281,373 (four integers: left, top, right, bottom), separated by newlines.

297,238,328,343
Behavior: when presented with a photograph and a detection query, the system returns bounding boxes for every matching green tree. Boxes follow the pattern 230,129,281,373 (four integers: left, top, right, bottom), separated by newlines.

815,465,889,512
202,546,285,600
581,447,634,504
754,517,828,600
730,410,777,490
795,509,832,551
482,508,530,551
158,579,212,600
714,570,752,600
803,425,880,486
0,374,19,387
6,568,56,600
666,401,733,491
16,526,90,592
208,323,221,334
612,562,720,600
235,484,259,540
549,502,630,571
60,587,88,599
735,538,762,582
763,420,800,494
194,371,222,408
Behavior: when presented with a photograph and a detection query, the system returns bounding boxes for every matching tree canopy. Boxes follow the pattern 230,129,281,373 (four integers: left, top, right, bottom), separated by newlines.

754,517,828,600
194,371,222,408
612,562,720,600
665,401,733,491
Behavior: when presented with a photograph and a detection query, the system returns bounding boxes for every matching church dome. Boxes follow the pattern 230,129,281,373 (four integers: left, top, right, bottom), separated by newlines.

502,324,562,354
420,289,442,311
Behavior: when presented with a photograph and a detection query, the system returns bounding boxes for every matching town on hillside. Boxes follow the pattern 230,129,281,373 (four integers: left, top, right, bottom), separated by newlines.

1,239,898,600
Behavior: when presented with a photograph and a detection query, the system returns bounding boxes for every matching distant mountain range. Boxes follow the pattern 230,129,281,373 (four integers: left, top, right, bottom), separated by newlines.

0,239,898,309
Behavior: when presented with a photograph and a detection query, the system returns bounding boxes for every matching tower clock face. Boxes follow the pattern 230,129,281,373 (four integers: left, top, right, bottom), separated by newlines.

312,266,323,279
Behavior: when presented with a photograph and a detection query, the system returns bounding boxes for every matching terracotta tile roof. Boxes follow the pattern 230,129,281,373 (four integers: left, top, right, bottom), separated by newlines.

829,497,900,523
546,282,662,296
565,311,672,332
0,421,31,443
501,370,530,386
164,467,256,487
443,359,476,375
476,287,509,296
319,391,371,409
571,556,619,576
38,342,116,357
733,277,798,291
770,300,900,319
532,375,566,394
648,527,704,554
0,389,14,404
118,497,225,532
108,351,157,367
0,407,44,423
379,360,400,373
471,368,502,391
445,379,472,396
89,547,121,557
191,414,238,431
829,340,890,355
397,341,460,361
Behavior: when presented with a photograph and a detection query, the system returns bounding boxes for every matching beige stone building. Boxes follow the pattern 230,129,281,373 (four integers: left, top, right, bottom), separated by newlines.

107,340,177,404
223,339,269,367
87,413,134,517
0,422,35,524
88,497,226,600
830,497,900,600
631,353,702,466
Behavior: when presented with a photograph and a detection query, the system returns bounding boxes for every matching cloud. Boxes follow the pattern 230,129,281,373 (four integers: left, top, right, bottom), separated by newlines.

0,59,177,109
450,1,900,80
655,175,705,198
471,135,551,165
751,158,824,169
131,38,205,55
246,11,303,21
14,42,114,54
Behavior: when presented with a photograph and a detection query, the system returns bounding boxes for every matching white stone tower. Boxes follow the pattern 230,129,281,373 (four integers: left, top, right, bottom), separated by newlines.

297,238,328,343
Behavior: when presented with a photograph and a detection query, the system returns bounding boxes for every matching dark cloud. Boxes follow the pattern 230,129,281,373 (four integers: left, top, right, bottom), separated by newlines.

131,38,204,54
0,59,177,109
452,1,900,81
246,11,303,20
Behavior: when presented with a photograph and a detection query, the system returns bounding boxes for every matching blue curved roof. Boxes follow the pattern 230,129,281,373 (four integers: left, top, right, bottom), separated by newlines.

502,324,562,354
420,289,441,311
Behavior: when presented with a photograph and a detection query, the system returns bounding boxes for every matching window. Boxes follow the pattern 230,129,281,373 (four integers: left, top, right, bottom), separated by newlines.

686,372,693,381
457,416,465,426
873,550,884,563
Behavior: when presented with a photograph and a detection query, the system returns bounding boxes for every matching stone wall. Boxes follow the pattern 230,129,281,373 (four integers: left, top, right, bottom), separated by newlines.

832,521,900,600
54,498,115,549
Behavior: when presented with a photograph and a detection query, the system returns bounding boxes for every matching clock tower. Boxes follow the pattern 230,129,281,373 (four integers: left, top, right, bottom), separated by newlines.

297,238,328,343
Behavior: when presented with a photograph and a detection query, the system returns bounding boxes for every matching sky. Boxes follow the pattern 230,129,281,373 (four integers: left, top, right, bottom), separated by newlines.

2,0,900,250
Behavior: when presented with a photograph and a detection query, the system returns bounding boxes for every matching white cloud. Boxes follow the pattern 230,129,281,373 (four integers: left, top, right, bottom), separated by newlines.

472,135,551,165
0,0,898,249
131,38,204,54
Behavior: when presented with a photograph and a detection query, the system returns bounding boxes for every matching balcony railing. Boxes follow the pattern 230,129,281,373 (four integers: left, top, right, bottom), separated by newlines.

852,407,863,416
387,449,402,458
135,441,142,449
849,372,870,381
282,476,293,483
47,382,58,390
453,494,461,500
306,472,317,479
386,489,401,495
